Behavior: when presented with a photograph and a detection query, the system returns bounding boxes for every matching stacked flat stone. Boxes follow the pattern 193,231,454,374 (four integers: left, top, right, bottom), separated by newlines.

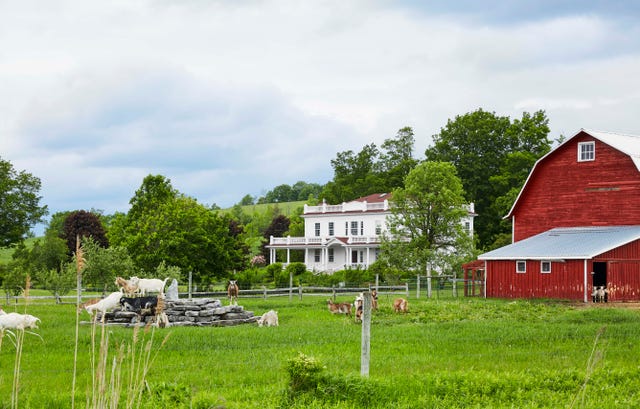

94,298,257,327
164,298,256,327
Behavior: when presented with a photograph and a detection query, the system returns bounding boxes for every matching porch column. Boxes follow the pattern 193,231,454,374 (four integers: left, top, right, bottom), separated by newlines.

270,248,276,264
287,248,291,264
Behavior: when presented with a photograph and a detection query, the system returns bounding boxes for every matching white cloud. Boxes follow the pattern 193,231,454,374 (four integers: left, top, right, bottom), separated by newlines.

1,0,639,231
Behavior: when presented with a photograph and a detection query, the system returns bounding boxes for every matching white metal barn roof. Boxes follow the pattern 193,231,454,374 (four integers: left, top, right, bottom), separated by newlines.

479,225,640,261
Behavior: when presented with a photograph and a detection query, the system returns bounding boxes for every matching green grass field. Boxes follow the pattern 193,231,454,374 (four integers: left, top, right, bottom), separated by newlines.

1,295,640,408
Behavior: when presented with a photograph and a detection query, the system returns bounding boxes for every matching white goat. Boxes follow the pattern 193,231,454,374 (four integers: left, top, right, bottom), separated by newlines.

257,310,279,327
0,311,40,330
84,291,123,317
129,276,169,295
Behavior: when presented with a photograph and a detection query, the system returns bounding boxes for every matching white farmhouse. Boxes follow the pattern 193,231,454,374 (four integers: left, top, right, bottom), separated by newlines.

267,193,476,273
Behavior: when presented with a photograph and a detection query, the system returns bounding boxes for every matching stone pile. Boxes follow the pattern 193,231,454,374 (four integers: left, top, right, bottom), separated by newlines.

94,297,257,327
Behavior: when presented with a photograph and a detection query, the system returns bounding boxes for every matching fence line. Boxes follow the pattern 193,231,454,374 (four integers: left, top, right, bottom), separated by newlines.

2,284,409,304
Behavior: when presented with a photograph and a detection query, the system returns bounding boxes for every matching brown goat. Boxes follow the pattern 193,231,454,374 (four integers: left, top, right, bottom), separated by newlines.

393,298,408,313
227,280,239,306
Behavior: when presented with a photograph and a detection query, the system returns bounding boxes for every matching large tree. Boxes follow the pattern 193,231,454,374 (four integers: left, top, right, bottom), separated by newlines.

321,127,417,204
63,210,109,255
425,109,552,249
381,161,473,277
0,157,48,247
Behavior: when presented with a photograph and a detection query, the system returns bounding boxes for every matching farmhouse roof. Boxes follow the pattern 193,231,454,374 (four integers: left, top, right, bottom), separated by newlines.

478,225,640,261
506,129,640,219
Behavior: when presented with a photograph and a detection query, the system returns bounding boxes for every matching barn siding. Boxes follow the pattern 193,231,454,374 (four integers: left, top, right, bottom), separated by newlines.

512,132,640,241
486,260,585,300
594,239,640,301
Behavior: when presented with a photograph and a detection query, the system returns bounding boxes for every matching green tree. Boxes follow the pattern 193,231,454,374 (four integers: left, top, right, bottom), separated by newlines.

239,194,255,206
425,109,552,249
381,162,473,277
378,126,418,192
321,143,382,203
0,156,48,247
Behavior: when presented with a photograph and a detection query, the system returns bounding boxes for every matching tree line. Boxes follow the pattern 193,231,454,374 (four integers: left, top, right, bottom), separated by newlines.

0,108,556,297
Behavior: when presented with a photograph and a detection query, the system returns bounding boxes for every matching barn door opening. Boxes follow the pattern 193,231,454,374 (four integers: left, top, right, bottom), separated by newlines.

592,261,607,301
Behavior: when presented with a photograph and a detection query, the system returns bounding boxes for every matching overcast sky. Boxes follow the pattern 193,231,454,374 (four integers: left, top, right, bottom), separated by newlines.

2,0,640,231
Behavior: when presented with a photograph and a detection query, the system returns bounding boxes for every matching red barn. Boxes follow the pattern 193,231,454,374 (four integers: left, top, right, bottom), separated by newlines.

479,129,640,302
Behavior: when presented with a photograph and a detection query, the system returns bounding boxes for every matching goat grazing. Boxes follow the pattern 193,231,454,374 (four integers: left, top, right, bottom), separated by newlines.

393,298,408,313
0,311,40,330
327,299,352,316
128,276,169,295
77,298,101,314
257,310,279,327
228,280,239,306
84,291,123,317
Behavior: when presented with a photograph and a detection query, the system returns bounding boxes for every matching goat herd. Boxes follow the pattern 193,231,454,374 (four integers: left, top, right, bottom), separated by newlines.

327,290,409,322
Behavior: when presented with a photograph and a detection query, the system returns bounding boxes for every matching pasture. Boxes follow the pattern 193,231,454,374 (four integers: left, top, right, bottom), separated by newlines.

1,294,640,408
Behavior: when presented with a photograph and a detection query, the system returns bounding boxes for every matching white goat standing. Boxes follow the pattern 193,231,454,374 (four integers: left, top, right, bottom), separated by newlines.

0,310,42,347
128,276,169,295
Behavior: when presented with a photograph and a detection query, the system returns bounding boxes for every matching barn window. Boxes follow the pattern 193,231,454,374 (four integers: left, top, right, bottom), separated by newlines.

578,141,595,162
541,261,551,274
516,260,526,273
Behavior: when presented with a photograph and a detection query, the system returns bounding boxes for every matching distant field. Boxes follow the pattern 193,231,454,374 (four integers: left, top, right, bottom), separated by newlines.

0,237,38,265
216,200,306,217
1,295,640,408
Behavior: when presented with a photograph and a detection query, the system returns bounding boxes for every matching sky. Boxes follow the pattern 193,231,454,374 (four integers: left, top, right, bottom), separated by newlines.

2,0,640,233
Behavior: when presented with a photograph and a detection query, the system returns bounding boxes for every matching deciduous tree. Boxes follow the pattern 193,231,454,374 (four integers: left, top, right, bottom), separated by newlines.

381,162,473,277
425,109,552,249
0,157,48,247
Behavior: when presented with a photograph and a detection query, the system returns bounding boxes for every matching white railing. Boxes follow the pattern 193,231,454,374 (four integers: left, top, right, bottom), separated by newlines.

304,199,389,214
270,235,382,245
270,236,325,245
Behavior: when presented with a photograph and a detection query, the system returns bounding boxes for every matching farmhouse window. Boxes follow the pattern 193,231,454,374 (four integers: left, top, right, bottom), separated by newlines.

360,221,364,235
345,222,349,236
516,260,526,273
351,221,359,236
375,220,382,235
328,248,334,262
314,249,321,262
541,261,551,274
314,223,321,237
578,141,595,162
328,222,334,236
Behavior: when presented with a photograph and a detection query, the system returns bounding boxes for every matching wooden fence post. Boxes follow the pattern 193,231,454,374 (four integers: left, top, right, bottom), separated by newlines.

298,285,303,300
188,271,193,301
289,271,293,302
361,291,372,377
416,275,420,299
262,286,267,300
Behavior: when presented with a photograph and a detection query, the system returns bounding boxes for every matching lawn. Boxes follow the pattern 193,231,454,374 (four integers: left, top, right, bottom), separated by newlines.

1,295,640,408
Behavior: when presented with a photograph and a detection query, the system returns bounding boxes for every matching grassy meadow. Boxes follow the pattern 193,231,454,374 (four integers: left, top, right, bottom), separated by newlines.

1,294,640,408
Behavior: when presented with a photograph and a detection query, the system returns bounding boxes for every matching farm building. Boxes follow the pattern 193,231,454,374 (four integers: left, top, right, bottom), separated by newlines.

267,193,475,273
478,129,640,302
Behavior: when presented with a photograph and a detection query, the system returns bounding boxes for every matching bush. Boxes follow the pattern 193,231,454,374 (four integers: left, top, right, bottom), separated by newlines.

283,353,388,407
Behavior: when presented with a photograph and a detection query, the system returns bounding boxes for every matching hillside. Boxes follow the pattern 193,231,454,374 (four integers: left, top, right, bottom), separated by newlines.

216,200,306,217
